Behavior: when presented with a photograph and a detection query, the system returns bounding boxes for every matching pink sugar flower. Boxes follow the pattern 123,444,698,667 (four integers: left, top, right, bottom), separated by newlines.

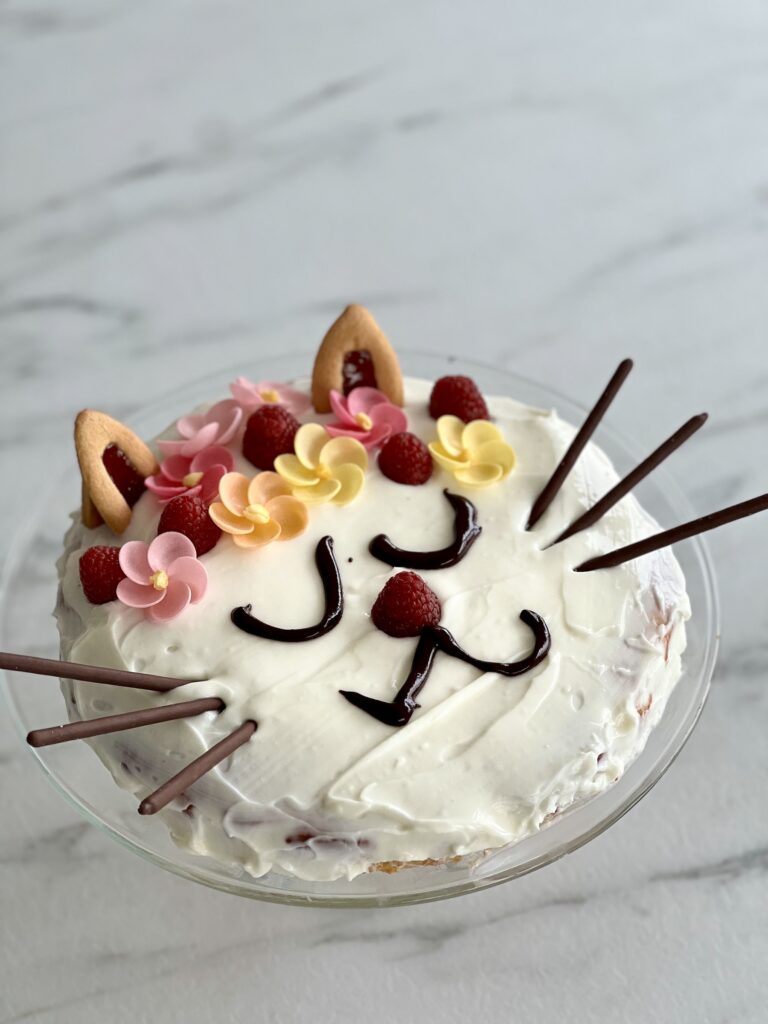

145,445,235,505
158,399,243,458
326,387,407,450
117,533,208,622
229,377,311,417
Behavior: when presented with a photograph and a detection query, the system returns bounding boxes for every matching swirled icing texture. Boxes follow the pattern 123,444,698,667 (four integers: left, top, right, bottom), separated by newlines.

55,378,690,881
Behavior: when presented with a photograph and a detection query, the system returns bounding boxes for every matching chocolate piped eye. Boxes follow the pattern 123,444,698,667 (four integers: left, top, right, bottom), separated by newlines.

230,537,343,642
369,490,481,570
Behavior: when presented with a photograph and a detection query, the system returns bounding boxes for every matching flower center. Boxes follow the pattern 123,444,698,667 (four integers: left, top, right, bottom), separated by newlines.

149,570,169,591
316,464,333,480
354,412,373,430
260,388,280,403
182,471,204,487
243,503,271,524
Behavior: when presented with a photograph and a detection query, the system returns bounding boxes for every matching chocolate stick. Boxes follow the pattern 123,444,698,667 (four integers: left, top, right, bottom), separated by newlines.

0,652,197,692
26,697,224,748
527,358,633,530
575,493,768,572
552,412,708,545
138,720,257,816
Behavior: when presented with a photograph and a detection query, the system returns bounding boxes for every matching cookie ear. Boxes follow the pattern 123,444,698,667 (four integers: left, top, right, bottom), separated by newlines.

311,305,404,413
75,410,159,534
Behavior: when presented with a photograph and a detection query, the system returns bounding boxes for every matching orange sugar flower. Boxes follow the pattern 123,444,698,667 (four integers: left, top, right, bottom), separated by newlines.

208,471,309,548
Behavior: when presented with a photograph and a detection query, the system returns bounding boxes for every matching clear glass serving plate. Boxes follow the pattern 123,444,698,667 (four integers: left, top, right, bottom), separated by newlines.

0,352,719,907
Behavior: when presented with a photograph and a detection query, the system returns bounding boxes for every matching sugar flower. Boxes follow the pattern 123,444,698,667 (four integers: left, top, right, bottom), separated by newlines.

209,471,309,548
275,424,368,505
158,399,242,458
229,377,311,417
325,387,407,450
429,416,516,487
145,446,235,505
117,533,208,622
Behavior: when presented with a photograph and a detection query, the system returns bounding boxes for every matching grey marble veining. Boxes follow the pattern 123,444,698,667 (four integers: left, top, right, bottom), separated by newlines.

1,0,767,1021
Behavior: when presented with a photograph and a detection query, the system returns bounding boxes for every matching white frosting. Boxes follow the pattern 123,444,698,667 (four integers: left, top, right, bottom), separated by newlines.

55,378,690,881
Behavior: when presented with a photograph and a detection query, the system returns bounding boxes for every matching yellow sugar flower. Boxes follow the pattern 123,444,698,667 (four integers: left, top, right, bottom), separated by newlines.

274,424,367,505
429,416,516,487
209,471,308,548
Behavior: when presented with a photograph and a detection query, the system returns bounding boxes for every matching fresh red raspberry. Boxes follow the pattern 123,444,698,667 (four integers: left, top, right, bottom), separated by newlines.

378,432,433,485
79,546,125,604
371,572,441,638
242,406,300,469
342,350,377,394
158,494,220,555
102,444,146,506
428,375,489,422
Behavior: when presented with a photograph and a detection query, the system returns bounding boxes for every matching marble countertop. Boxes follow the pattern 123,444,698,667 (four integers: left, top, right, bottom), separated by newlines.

1,1,767,1021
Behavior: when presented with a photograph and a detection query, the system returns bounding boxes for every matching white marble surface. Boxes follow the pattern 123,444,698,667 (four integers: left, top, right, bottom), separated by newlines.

1,0,767,1021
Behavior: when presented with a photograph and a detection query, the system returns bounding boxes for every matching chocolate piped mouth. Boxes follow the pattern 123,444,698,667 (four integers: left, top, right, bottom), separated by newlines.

341,610,551,726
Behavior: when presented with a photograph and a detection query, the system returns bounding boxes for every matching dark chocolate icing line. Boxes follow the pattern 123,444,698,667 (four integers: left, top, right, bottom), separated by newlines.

341,610,551,727
231,536,343,641
369,490,482,570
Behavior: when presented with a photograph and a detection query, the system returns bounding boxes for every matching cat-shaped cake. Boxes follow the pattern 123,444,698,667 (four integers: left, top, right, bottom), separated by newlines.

51,306,692,881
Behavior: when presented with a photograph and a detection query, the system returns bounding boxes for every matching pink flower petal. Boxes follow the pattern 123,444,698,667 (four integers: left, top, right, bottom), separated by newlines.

148,532,196,571
145,480,187,502
145,472,176,490
369,403,408,434
176,413,206,439
205,398,237,426
191,446,235,474
167,556,208,602
360,424,392,450
180,421,221,456
156,439,187,458
205,399,242,445
147,579,191,622
116,578,166,608
199,465,227,504
119,541,153,584
325,424,367,442
329,389,354,426
229,377,263,412
274,384,311,414
160,454,192,483
346,387,390,417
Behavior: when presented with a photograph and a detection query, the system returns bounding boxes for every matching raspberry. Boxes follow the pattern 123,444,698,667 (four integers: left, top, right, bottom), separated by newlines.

102,444,146,506
371,572,441,638
158,494,220,555
378,432,433,485
79,546,125,604
342,349,377,395
428,375,489,423
242,406,300,470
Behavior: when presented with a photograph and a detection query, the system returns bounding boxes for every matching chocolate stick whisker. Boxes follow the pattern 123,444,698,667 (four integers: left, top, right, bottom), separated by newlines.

527,358,633,531
575,493,768,572
0,652,198,692
550,412,708,546
26,697,225,748
138,720,257,815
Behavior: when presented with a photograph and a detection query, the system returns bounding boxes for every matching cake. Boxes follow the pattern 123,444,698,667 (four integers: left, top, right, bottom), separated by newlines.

52,306,691,882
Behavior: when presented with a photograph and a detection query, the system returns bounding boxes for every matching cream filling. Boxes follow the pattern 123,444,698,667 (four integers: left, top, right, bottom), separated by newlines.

55,379,690,881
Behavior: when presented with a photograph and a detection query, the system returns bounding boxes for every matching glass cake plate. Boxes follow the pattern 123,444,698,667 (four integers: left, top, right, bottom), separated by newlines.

0,352,719,907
